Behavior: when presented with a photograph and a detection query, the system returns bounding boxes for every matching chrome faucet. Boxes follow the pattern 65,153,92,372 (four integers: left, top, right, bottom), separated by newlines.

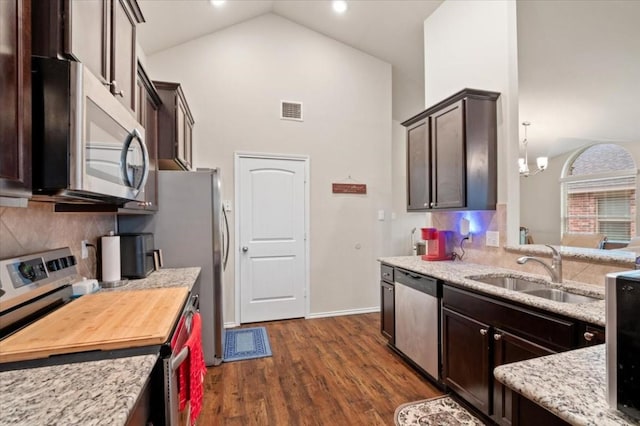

517,244,563,283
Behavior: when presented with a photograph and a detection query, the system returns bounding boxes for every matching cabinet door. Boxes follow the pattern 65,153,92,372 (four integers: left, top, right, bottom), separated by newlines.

69,0,109,83
492,329,555,426
0,0,31,201
143,91,159,211
123,65,159,212
380,282,395,343
184,118,193,170
442,307,491,415
111,0,136,112
406,119,430,210
431,100,465,209
176,96,188,169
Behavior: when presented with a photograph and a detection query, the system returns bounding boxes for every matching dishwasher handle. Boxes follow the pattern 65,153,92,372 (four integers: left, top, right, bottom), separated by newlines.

394,268,440,297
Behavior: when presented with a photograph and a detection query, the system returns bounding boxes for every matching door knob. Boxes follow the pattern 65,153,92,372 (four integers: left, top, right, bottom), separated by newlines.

242,246,248,252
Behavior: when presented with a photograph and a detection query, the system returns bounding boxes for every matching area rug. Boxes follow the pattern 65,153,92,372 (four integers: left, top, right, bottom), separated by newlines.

395,395,484,426
223,327,272,362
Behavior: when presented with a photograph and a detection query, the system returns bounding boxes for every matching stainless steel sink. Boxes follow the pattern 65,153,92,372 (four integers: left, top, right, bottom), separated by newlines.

466,274,600,304
467,275,548,292
519,288,600,304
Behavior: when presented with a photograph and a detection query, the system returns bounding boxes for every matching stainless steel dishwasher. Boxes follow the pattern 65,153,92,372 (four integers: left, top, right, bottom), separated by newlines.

394,268,441,381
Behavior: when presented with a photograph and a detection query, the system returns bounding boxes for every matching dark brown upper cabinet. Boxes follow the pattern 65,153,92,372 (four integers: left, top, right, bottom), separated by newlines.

1,0,32,206
120,63,161,213
402,88,499,212
32,0,145,115
154,81,195,171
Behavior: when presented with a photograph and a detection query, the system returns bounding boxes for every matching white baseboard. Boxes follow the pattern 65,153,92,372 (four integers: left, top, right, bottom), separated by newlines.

306,306,380,319
225,307,380,326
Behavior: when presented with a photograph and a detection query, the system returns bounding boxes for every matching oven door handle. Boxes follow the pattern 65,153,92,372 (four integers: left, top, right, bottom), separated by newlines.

171,346,190,371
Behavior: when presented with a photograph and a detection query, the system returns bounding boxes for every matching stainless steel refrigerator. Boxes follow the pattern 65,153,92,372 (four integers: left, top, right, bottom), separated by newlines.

118,169,229,366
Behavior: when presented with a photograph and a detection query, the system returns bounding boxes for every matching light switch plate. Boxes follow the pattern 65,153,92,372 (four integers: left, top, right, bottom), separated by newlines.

377,210,385,221
486,231,500,247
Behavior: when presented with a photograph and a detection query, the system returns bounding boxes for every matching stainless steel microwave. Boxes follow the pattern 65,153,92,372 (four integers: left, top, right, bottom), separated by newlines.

31,56,148,204
606,270,640,420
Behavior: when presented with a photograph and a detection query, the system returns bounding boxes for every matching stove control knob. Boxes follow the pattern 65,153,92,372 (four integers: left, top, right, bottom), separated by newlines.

67,255,77,266
47,260,59,271
18,263,36,280
60,257,69,268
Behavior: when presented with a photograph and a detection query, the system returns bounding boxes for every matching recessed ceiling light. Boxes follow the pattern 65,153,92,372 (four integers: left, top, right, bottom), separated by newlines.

332,0,348,14
210,0,226,7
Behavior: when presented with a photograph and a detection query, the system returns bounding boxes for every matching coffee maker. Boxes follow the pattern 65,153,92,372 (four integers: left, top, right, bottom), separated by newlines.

420,228,453,261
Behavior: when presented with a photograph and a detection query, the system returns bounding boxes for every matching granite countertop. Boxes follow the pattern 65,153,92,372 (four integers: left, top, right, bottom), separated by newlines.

378,256,605,326
0,267,201,426
0,355,156,426
494,345,639,426
101,267,201,292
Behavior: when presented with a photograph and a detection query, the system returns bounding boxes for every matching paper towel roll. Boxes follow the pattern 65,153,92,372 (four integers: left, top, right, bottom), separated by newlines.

101,234,121,283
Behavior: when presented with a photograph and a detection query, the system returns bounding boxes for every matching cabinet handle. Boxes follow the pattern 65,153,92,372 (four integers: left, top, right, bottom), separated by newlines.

493,333,502,341
583,332,595,342
424,202,428,207
479,329,488,336
137,201,152,207
107,80,125,97
430,202,435,207
387,287,393,292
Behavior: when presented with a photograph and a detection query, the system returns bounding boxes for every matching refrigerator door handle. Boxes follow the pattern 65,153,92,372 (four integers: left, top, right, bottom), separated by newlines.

222,208,230,271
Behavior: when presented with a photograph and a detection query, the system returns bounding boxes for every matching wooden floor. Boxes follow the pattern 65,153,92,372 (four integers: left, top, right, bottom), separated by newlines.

200,313,443,425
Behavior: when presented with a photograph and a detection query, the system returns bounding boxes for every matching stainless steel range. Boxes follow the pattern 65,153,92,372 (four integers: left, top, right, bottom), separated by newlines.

0,247,78,339
0,248,200,425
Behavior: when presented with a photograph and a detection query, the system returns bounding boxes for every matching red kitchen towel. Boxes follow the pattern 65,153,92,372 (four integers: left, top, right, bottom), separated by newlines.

179,312,207,424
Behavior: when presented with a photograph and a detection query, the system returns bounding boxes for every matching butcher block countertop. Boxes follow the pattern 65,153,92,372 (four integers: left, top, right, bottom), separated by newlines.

0,287,188,363
0,267,200,426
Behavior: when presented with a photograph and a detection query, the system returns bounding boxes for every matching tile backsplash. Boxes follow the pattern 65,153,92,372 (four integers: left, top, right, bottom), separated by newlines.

0,202,115,279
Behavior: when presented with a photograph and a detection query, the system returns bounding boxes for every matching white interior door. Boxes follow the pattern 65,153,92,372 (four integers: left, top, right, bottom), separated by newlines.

237,155,307,323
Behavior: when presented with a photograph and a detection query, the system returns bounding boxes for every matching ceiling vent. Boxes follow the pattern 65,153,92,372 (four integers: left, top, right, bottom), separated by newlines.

280,100,303,121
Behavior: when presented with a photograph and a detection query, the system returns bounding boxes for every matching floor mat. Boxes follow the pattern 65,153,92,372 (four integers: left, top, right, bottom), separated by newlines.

395,395,484,426
223,327,272,362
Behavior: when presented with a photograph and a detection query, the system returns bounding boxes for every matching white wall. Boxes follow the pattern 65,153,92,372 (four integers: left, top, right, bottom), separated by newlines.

424,0,520,244
147,14,393,322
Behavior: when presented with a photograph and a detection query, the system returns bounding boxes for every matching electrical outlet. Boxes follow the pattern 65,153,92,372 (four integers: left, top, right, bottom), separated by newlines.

466,233,473,243
486,231,500,247
223,200,232,212
81,240,89,259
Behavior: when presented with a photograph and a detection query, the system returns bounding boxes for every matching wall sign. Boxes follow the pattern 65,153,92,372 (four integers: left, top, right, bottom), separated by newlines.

332,183,367,194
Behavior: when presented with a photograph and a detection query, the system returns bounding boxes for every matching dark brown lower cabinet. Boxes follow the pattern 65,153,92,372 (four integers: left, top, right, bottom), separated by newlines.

380,281,395,344
442,307,491,415
492,329,555,425
441,284,591,425
511,393,570,426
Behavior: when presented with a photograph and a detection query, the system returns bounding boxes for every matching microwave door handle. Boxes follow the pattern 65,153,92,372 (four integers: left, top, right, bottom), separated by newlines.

120,128,149,192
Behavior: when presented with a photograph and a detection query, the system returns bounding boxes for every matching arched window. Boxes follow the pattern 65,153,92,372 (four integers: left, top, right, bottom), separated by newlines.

561,144,637,243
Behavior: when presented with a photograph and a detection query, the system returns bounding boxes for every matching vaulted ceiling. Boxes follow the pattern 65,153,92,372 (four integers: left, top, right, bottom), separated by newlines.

137,0,444,121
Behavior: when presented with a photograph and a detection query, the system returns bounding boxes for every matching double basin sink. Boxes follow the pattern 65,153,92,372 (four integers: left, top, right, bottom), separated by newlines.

466,275,600,304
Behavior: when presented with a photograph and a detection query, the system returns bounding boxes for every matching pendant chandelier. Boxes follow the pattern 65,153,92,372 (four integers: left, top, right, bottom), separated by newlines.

518,122,548,177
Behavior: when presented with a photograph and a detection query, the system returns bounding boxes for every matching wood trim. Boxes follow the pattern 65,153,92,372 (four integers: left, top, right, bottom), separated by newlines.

137,62,161,106
401,88,500,127
124,0,145,23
